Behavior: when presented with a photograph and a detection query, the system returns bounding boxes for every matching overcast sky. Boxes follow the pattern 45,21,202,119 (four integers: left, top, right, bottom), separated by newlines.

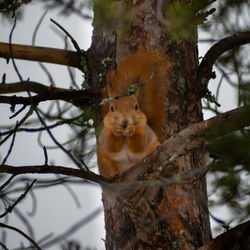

0,2,106,249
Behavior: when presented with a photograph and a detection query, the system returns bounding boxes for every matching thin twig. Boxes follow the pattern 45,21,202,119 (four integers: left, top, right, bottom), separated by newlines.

9,105,26,119
12,206,35,240
40,206,103,249
0,222,41,250
7,20,91,172
0,241,8,250
198,32,250,82
32,10,56,86
1,121,18,165
5,176,95,193
0,164,107,185
35,110,88,171
0,175,16,191
43,147,48,166
50,18,82,54
9,17,23,82
0,180,36,219
0,119,77,136
0,105,35,146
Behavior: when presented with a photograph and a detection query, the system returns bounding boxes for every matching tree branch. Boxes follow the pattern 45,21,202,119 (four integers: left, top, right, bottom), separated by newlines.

121,105,250,181
0,81,66,95
0,164,108,185
197,31,250,96
1,106,249,188
0,42,82,69
0,87,101,107
0,179,36,219
0,222,41,250
198,220,250,250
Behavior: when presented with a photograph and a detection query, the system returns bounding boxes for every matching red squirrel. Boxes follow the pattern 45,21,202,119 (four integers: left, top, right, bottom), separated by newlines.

97,48,170,178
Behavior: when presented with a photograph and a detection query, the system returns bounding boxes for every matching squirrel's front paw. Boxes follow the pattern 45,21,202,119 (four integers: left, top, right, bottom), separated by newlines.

123,125,135,136
112,125,124,136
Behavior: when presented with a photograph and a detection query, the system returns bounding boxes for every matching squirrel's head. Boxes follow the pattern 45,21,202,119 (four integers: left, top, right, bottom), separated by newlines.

104,94,146,131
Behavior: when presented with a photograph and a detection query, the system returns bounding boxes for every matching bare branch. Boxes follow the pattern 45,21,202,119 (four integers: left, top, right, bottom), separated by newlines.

40,207,103,249
0,241,8,250
1,106,249,188
0,164,108,185
50,18,82,54
197,31,250,96
120,105,250,181
0,222,41,250
1,121,18,165
0,179,36,219
0,81,66,95
198,32,250,80
0,42,82,69
0,175,16,191
0,88,100,106
0,116,82,136
198,220,250,250
0,105,35,146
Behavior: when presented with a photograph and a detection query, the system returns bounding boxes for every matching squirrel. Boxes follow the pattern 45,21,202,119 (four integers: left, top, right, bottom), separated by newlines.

97,48,170,178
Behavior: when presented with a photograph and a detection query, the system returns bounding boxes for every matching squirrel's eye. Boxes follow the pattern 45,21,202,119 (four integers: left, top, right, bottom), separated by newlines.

135,104,139,111
110,105,114,112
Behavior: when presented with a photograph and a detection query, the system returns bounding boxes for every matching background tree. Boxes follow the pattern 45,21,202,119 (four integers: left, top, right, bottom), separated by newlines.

0,0,249,249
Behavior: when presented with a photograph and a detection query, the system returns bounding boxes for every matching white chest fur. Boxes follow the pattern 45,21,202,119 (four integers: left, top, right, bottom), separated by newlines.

111,143,146,173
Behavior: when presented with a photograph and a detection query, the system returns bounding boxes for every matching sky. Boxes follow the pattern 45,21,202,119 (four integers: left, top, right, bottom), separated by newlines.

0,2,105,249
0,1,244,249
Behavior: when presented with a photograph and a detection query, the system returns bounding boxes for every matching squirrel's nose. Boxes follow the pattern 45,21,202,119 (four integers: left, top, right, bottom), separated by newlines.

122,120,128,129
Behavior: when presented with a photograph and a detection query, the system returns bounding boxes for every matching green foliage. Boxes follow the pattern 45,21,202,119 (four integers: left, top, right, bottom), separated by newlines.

92,0,131,30
40,0,93,19
81,55,91,90
208,131,250,172
201,0,250,227
206,84,250,224
0,0,27,19
201,0,249,34
166,0,215,40
204,90,221,107
207,127,250,222
177,77,186,94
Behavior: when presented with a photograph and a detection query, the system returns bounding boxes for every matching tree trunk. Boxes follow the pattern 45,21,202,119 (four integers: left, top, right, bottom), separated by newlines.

90,1,212,249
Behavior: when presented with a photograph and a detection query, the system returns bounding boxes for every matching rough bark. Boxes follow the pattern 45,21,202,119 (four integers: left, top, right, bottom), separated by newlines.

87,18,116,123
91,1,212,249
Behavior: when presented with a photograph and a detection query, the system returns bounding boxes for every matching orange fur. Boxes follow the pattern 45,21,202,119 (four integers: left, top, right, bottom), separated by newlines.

98,48,170,178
